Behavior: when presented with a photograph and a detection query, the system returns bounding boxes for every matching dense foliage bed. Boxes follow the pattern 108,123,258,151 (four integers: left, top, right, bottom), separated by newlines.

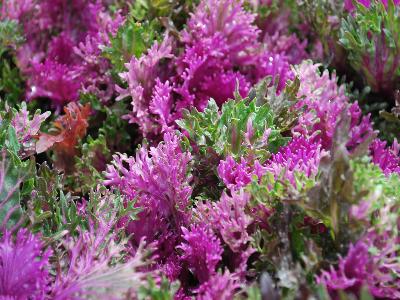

0,0,400,299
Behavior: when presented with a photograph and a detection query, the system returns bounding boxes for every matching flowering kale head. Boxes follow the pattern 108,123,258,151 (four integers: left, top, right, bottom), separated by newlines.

370,138,400,175
0,229,51,299
265,136,328,187
292,61,375,150
0,0,34,22
116,38,173,137
8,102,50,157
0,102,50,158
251,52,294,93
344,0,400,12
27,59,82,107
175,39,252,112
195,271,239,300
340,0,400,94
217,156,266,191
317,241,370,298
50,189,148,300
178,224,223,283
318,230,400,299
104,132,192,251
5,0,121,106
196,190,254,279
338,158,400,299
182,0,259,66
175,0,295,118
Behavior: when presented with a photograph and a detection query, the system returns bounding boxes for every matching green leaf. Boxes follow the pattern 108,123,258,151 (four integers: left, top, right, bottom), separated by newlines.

314,284,331,300
6,126,20,153
295,0,346,64
130,0,176,21
103,18,161,75
241,284,262,300
359,286,374,300
69,133,111,193
0,150,35,228
0,114,36,228
0,151,23,227
177,79,295,163
30,162,81,236
138,276,180,300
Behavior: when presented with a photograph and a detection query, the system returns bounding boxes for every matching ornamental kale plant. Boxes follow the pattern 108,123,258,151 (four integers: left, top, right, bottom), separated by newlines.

1,0,400,299
340,0,400,95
